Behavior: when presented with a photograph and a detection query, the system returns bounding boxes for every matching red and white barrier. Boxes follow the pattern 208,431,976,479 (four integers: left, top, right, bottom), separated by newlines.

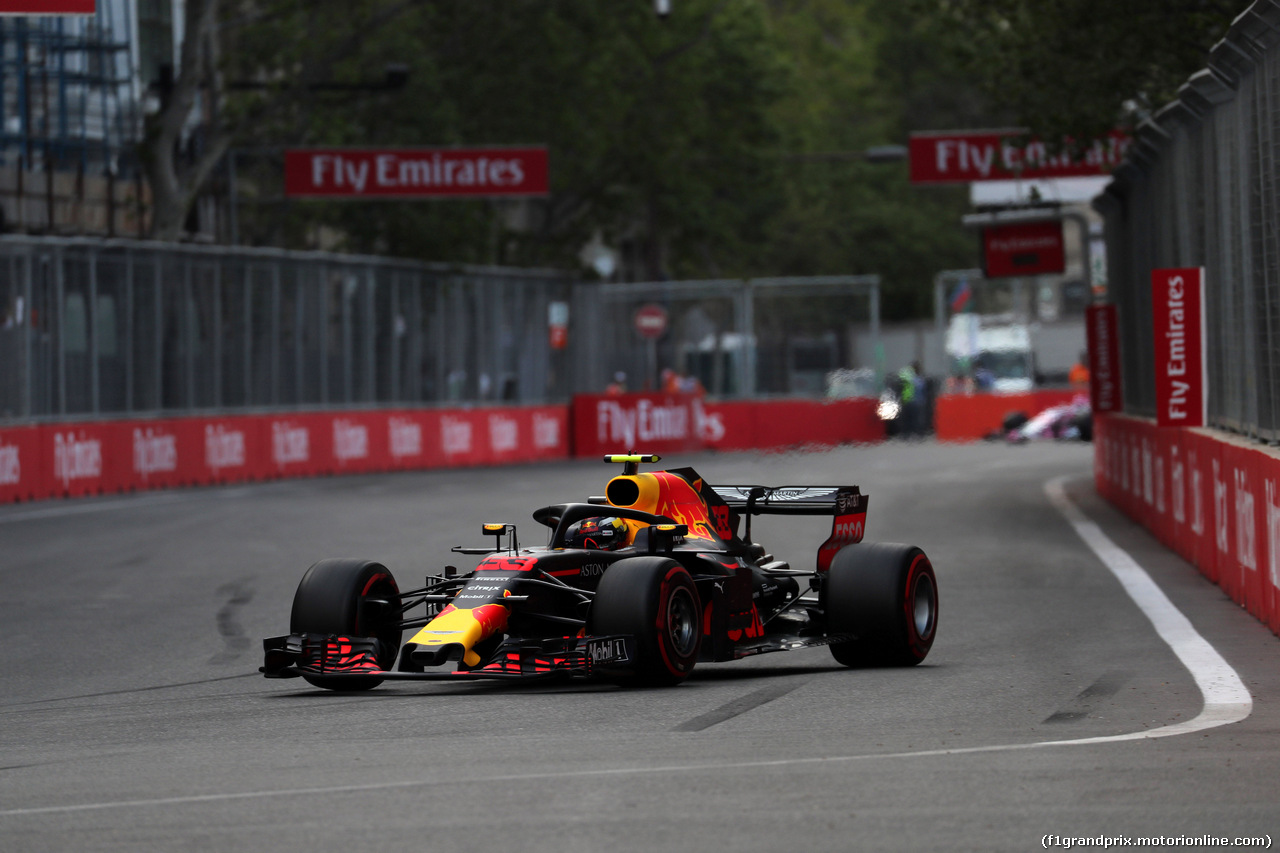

1,395,882,504
0,405,570,504
1095,413,1280,636
0,424,42,503
572,393,884,458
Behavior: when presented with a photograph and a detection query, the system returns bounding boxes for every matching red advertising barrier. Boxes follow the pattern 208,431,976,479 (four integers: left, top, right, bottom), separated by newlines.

572,393,883,458
934,390,1081,442
577,393,703,457
46,422,115,498
0,424,43,503
0,405,571,505
1095,413,1280,636
0,393,874,502
3,396,869,502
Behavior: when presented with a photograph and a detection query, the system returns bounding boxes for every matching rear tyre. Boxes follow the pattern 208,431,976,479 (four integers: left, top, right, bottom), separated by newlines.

290,558,401,690
825,542,937,667
588,557,700,686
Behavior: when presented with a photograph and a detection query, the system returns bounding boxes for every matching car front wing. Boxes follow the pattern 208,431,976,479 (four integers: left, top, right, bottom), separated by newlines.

261,632,637,682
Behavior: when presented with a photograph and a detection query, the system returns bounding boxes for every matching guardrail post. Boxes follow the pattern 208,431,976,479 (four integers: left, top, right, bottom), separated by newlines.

364,265,375,403
271,262,281,406
153,254,161,411
242,262,251,407
212,259,223,409
183,256,194,410
89,246,99,415
738,279,754,397
124,248,134,411
54,247,65,416
21,251,32,418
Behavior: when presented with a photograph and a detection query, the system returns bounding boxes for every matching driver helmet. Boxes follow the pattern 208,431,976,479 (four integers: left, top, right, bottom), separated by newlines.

565,516,627,550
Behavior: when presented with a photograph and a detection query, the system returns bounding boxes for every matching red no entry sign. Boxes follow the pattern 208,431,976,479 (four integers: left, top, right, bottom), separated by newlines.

634,304,668,339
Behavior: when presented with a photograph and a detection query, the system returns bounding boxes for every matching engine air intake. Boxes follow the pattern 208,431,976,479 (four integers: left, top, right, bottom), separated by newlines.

606,477,641,507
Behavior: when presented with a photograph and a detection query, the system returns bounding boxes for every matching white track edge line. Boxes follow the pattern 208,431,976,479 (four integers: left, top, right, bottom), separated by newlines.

1040,474,1252,742
0,473,1253,818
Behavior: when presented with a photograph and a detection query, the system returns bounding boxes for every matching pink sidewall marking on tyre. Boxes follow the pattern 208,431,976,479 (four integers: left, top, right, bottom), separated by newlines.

654,566,697,677
902,553,937,660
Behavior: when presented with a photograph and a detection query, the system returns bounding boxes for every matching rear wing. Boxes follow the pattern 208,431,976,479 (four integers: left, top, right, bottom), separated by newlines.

709,485,866,517
710,484,869,572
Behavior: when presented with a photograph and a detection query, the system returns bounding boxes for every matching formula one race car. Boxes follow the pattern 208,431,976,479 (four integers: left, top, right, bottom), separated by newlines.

261,454,938,689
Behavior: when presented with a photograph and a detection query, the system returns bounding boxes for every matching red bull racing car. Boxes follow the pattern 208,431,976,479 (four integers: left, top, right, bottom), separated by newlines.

261,454,938,689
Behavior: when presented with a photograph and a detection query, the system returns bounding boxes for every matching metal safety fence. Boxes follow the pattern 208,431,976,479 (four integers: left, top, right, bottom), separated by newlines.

572,275,881,398
1095,0,1280,442
0,236,885,424
0,237,573,422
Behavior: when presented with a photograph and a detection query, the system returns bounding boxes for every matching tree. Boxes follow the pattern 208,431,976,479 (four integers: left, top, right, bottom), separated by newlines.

140,0,419,240
915,0,1240,143
260,0,790,281
746,0,989,317
140,0,225,241
152,0,996,319
271,0,984,315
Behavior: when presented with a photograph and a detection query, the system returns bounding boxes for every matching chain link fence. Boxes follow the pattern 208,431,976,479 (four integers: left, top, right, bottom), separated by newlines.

571,276,881,397
0,237,885,423
1095,1,1280,442
0,237,573,422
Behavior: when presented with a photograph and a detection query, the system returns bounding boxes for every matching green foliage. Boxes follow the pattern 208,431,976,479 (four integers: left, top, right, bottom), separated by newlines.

754,0,988,317
916,0,1240,143
222,0,997,319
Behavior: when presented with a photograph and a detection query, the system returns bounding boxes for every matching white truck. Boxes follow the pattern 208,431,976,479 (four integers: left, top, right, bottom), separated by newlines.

944,314,1035,392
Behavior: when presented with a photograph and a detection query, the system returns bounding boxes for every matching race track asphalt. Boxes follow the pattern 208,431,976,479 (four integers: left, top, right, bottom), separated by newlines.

1,440,1277,852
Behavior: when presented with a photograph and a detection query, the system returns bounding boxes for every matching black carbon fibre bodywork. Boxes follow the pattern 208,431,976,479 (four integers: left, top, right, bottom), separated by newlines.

261,457,928,688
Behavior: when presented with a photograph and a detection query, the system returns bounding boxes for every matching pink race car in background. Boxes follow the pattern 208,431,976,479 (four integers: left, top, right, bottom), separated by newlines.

999,394,1093,443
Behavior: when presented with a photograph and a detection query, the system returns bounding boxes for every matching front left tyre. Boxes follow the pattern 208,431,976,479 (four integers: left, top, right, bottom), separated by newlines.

588,556,701,686
290,558,401,690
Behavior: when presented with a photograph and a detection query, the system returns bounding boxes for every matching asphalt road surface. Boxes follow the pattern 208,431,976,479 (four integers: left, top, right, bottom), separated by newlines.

2,441,1278,852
